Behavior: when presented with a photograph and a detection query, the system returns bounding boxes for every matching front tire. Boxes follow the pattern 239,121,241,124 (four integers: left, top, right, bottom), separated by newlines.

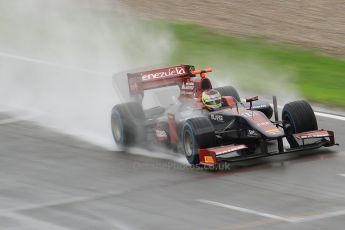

282,100,318,147
182,117,216,165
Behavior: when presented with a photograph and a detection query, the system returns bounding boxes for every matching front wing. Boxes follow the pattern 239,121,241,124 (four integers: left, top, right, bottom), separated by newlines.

198,130,336,167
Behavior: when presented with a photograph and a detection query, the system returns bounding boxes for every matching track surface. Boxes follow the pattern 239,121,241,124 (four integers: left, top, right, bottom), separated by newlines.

0,111,344,230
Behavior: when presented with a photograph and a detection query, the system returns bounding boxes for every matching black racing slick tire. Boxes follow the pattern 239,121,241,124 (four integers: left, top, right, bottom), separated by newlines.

213,86,240,101
282,100,318,147
111,102,145,147
182,117,216,165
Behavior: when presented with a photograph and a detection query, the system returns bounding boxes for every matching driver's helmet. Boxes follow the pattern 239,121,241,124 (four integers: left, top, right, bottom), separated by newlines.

202,89,222,110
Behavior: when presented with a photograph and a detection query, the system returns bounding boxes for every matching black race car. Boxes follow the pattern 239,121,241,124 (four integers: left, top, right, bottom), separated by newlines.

111,65,336,167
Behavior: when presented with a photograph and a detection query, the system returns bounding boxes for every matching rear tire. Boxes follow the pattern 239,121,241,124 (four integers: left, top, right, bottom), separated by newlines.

111,102,145,147
213,86,240,101
282,100,318,147
182,117,216,165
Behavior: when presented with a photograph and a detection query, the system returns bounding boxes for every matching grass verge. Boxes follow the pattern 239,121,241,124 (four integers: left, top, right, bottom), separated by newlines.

164,23,345,107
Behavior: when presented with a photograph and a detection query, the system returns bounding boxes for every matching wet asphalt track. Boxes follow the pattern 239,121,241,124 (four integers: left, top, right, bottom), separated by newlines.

0,111,344,230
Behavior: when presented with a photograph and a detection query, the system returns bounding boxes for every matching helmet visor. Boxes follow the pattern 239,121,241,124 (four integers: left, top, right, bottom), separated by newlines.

204,98,221,106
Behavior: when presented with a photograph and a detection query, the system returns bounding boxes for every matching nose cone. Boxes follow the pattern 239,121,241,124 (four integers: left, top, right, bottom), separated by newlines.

262,127,285,139
240,110,285,139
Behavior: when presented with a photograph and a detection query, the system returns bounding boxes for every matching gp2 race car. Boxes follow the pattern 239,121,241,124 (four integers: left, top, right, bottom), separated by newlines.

111,64,336,167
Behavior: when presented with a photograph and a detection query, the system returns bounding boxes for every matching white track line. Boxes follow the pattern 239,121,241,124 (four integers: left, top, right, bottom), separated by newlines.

0,51,109,124
272,104,345,122
0,51,108,76
314,112,345,121
197,199,290,222
0,191,130,230
7,191,123,213
1,212,69,230
197,199,345,223
0,115,38,125
0,117,24,125
339,174,345,177
292,209,345,223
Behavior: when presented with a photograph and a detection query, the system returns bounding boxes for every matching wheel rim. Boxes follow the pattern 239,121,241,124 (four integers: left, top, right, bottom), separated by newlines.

184,131,193,157
283,113,294,134
112,117,122,142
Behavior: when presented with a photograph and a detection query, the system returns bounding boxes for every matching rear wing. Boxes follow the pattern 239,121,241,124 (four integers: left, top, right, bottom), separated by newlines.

127,65,195,95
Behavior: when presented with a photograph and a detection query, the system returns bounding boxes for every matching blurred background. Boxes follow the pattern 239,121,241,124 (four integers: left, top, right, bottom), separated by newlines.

119,0,345,107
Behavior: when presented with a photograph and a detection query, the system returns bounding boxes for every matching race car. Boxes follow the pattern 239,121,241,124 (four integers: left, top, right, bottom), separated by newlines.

111,64,336,167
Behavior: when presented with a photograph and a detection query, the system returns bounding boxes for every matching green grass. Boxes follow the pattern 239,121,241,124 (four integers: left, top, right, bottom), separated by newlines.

162,23,345,107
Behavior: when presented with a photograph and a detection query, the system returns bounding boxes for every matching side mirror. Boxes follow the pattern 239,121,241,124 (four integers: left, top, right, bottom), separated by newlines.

246,96,258,110
246,96,259,103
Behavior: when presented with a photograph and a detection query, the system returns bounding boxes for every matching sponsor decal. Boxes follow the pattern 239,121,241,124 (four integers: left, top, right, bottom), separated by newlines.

256,121,271,126
141,67,186,81
298,134,328,139
241,111,258,117
155,129,168,138
248,129,257,135
210,114,224,122
214,145,246,155
181,82,194,90
204,156,215,164
252,104,267,109
266,128,280,134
